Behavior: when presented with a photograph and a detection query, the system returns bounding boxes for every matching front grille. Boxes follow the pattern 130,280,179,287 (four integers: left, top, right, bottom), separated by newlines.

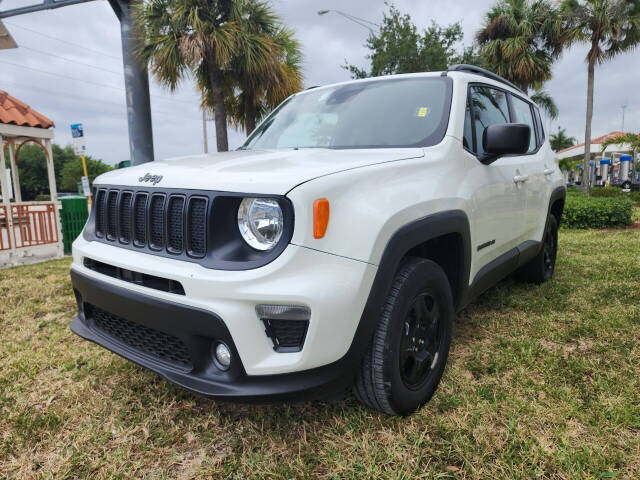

167,196,185,253
187,198,207,257
95,189,107,237
94,188,207,257
86,304,193,371
133,193,147,246
149,194,165,250
106,191,118,240
119,192,133,243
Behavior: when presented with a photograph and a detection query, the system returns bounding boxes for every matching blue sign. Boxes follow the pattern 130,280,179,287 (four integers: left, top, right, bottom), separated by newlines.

70,123,84,138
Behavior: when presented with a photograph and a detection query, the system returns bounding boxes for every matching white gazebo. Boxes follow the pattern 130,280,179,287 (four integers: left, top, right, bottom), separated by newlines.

0,89,63,267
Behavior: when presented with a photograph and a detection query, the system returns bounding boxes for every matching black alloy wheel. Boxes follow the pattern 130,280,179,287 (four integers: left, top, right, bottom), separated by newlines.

399,293,443,390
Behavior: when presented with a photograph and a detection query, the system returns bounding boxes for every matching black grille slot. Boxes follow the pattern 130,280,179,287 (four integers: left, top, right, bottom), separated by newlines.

187,197,207,257
262,319,309,353
95,189,107,237
106,191,118,240
119,192,133,243
86,304,193,371
167,196,185,254
133,193,148,247
149,194,165,250
84,257,185,295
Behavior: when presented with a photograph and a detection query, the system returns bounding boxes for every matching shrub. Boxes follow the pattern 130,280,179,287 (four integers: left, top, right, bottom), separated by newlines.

586,186,640,204
589,186,625,198
563,193,633,229
34,194,51,202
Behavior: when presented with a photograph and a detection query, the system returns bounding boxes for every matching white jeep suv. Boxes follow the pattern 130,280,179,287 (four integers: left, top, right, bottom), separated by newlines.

70,65,565,415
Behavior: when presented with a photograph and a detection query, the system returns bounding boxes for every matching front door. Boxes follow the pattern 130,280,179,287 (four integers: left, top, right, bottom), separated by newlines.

463,84,528,279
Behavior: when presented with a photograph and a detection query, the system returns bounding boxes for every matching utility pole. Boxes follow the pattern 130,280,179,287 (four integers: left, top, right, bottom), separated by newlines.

202,108,208,154
108,0,154,165
621,104,627,132
1,0,155,165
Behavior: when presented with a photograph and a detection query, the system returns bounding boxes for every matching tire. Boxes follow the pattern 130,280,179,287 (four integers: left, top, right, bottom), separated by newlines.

516,214,558,284
353,258,453,415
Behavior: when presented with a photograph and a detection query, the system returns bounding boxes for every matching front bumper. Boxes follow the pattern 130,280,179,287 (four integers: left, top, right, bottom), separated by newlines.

70,236,378,399
71,269,357,400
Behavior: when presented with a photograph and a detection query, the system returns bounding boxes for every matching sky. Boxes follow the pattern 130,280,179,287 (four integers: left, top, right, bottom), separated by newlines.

1,0,639,165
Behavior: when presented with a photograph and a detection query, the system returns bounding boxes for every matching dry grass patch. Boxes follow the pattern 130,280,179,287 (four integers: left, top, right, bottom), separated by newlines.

1,228,639,479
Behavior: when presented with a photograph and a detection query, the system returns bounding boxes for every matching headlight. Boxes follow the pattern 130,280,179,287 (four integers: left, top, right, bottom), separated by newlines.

237,198,284,251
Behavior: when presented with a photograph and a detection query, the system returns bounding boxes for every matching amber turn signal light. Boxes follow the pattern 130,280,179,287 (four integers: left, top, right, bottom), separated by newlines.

313,198,330,239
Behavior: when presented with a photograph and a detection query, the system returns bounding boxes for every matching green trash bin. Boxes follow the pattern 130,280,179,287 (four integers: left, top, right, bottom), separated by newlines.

60,196,89,254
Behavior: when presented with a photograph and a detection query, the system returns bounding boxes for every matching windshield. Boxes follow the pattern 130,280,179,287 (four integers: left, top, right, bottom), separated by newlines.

242,77,452,150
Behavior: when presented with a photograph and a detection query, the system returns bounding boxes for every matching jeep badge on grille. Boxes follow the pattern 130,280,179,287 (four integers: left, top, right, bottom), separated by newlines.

138,173,163,185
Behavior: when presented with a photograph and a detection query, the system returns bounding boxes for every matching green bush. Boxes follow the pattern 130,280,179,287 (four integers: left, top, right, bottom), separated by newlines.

587,186,640,204
563,194,633,229
589,186,625,198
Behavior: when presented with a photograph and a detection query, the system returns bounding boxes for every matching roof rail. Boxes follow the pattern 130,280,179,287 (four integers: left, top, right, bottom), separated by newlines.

443,64,525,94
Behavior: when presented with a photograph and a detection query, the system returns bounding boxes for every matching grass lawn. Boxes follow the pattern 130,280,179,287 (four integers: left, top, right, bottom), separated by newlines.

1,226,639,479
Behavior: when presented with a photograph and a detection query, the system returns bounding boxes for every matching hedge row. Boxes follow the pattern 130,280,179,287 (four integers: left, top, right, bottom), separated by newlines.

588,186,640,204
563,192,634,229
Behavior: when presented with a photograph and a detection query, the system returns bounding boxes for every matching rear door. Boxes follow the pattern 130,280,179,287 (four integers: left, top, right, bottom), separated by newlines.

463,84,529,278
509,96,548,242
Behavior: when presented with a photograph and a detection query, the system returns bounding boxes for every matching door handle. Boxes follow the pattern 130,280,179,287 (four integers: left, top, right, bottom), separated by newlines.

514,174,529,183
543,168,554,175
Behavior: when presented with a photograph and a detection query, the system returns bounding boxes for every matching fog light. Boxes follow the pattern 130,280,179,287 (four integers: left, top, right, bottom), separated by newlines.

213,342,231,370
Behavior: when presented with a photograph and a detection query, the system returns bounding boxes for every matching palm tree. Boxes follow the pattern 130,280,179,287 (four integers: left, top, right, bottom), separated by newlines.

601,133,640,155
222,12,303,135
550,127,577,151
188,1,302,137
477,0,565,119
134,0,243,152
135,0,288,151
477,0,565,92
530,90,559,119
601,132,640,176
561,0,640,193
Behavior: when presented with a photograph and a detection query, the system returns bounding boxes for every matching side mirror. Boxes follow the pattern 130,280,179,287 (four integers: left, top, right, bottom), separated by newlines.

480,123,530,165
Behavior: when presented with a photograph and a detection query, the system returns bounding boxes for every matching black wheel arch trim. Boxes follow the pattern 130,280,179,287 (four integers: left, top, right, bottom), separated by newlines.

340,210,472,377
548,186,567,226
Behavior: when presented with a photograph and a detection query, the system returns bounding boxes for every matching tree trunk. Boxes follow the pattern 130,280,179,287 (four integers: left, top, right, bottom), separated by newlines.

244,89,257,136
582,57,595,195
208,63,229,152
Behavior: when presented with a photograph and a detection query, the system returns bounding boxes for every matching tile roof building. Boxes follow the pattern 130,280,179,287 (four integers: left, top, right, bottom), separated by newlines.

0,89,55,129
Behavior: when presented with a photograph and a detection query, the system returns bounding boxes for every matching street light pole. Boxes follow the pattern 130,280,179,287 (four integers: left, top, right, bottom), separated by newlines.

317,9,379,33
202,108,208,154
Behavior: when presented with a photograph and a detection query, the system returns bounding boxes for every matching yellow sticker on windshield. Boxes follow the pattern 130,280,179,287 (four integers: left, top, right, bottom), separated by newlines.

417,107,429,117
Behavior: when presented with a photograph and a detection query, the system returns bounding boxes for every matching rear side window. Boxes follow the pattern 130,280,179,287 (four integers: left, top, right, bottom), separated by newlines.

533,106,545,146
468,86,510,155
510,95,537,153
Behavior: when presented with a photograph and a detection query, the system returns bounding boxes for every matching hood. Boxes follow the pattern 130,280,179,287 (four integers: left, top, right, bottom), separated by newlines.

94,148,424,195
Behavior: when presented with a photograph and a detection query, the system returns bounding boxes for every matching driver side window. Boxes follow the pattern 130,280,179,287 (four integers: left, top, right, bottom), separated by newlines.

464,86,510,155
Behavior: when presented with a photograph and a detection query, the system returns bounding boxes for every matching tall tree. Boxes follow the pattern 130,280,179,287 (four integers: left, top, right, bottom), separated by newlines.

197,2,303,135
477,0,565,92
344,4,476,79
476,0,565,118
561,0,640,194
550,127,577,151
135,0,243,152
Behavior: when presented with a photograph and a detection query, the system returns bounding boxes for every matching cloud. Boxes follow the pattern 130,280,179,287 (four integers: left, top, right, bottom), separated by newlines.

1,0,638,165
